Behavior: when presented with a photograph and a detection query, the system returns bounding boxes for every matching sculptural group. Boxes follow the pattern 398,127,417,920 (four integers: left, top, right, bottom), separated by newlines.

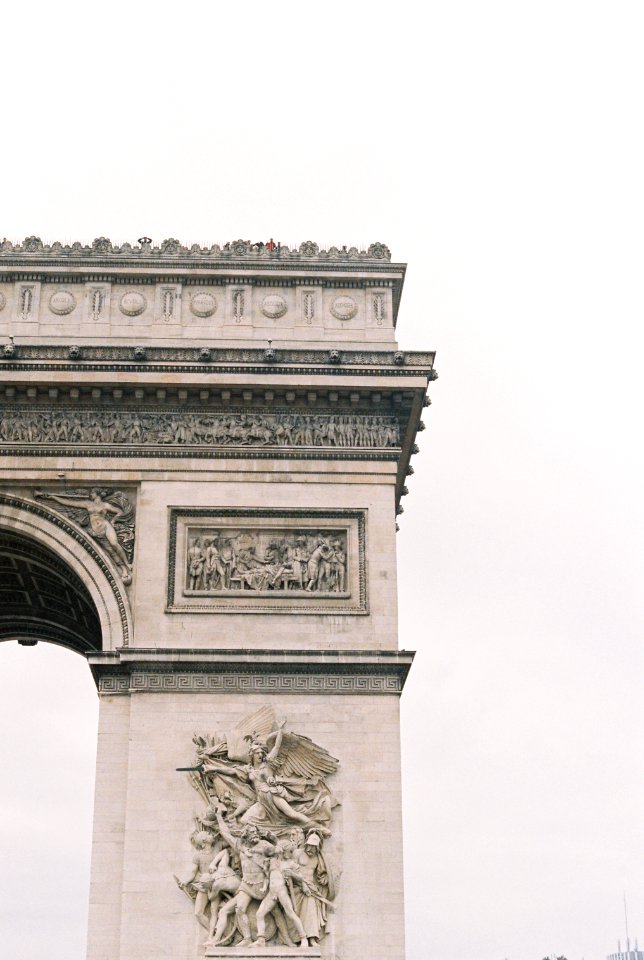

186,530,347,594
0,410,400,449
176,707,338,952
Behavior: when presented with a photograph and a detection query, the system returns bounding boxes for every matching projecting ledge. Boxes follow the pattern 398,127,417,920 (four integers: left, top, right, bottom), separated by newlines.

87,647,415,696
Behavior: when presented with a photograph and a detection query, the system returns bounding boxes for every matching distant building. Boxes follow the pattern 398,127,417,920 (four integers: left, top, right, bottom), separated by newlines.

607,940,643,960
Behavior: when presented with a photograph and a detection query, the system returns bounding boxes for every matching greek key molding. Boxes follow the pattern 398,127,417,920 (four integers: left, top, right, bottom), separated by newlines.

99,672,402,695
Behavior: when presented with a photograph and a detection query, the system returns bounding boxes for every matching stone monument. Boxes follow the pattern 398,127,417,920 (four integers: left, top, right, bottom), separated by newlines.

0,236,436,960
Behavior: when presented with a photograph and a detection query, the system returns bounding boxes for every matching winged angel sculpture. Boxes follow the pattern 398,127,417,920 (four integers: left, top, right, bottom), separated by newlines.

175,706,339,950
34,487,134,584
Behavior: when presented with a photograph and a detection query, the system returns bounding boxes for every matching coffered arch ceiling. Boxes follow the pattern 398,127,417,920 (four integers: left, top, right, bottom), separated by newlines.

0,530,102,653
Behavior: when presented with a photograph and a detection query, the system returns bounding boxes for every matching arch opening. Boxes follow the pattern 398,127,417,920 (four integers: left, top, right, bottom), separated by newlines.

0,529,103,654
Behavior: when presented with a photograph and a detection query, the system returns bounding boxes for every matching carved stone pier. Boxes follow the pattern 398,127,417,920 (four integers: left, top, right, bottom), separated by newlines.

0,237,436,960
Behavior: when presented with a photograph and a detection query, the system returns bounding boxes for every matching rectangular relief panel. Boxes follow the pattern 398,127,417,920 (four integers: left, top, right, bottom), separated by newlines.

167,508,367,614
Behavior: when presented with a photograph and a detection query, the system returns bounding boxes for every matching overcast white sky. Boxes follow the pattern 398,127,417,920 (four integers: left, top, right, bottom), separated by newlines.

1,3,643,959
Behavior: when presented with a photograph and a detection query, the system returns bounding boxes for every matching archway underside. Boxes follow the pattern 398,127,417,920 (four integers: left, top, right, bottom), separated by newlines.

0,530,102,653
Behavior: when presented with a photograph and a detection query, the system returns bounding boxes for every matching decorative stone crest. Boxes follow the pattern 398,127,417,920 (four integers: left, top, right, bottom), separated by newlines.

161,238,182,255
298,241,319,257
34,487,135,585
175,706,338,952
191,292,217,318
367,242,390,259
92,237,112,254
330,296,357,321
119,291,147,316
261,294,287,319
230,239,249,255
49,290,76,315
22,236,43,252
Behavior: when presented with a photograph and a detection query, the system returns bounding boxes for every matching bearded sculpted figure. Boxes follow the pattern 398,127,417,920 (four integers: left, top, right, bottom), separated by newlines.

175,706,339,952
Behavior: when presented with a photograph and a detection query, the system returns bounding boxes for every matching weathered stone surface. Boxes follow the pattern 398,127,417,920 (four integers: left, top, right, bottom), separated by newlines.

0,241,435,960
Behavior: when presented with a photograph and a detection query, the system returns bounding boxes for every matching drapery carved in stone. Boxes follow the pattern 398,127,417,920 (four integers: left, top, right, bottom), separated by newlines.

175,706,338,953
0,410,400,450
33,488,135,585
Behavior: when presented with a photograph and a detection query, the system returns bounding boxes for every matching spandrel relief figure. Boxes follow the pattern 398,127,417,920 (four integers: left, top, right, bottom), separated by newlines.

34,487,134,584
176,706,338,951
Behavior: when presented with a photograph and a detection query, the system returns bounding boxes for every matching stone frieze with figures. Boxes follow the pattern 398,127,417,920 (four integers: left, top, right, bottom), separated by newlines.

0,409,400,452
167,509,366,615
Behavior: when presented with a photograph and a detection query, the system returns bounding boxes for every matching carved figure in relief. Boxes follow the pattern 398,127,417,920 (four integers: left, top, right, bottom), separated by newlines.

291,831,334,946
176,831,221,931
329,538,346,593
205,848,242,940
188,538,206,590
306,538,334,592
204,537,228,590
210,816,277,947
253,840,310,948
200,720,334,833
34,488,134,584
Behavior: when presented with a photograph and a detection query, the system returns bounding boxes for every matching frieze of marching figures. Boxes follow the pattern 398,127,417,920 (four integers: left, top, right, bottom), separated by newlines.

33,487,135,585
0,410,400,449
174,706,339,952
0,236,391,261
186,529,347,596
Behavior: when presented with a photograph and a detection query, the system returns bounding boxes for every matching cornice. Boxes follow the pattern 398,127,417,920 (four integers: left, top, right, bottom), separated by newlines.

88,647,415,695
0,343,436,374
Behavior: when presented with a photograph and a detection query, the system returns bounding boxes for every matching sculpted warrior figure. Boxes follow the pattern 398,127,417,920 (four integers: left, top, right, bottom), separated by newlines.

253,840,310,948
188,538,206,590
292,831,334,946
175,831,220,931
210,814,276,948
204,847,241,940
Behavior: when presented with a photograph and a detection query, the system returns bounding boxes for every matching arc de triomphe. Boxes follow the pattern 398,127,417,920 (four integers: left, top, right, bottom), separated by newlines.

0,236,435,960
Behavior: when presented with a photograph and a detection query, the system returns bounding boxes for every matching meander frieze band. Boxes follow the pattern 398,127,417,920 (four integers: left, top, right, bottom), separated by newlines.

98,673,403,694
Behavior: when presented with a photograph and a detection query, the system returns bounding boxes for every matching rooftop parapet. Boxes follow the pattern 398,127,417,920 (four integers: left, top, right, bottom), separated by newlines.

0,238,406,347
0,236,393,262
